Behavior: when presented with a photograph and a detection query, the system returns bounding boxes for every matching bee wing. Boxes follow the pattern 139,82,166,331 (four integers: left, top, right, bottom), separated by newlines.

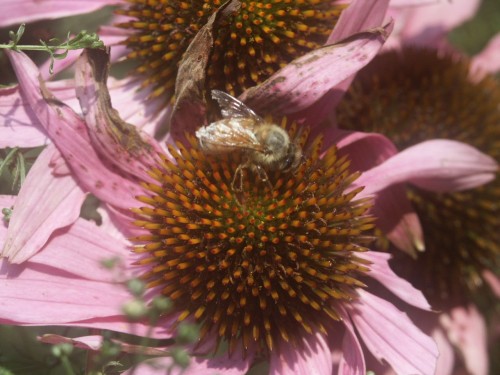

196,119,267,153
211,90,263,124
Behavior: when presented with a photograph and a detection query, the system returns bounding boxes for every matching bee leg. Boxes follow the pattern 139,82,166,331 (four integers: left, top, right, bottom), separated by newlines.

252,164,273,191
231,164,246,192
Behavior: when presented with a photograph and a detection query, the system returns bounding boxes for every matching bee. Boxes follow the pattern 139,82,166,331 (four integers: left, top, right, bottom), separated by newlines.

196,90,302,191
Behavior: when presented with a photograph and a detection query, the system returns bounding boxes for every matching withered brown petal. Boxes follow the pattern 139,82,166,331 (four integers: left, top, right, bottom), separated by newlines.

170,0,241,141
82,48,152,156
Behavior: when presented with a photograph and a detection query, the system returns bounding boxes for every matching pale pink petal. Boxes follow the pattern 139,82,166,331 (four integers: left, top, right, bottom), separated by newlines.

440,305,489,375
239,22,393,118
362,251,430,309
269,333,332,375
0,85,49,148
391,0,480,48
328,0,390,43
0,263,130,322
356,140,498,197
40,334,171,355
123,353,253,375
432,326,455,375
5,50,144,209
1,144,86,263
470,33,500,79
0,219,173,338
337,307,366,375
348,289,438,375
23,218,132,282
389,0,438,6
0,0,124,28
41,334,104,351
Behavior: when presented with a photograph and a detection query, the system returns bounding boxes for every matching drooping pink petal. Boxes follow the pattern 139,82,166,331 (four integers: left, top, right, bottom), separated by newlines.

470,33,500,79
440,305,489,375
123,352,253,375
269,333,332,375
372,185,425,255
335,130,397,172
337,307,366,375
348,289,438,375
0,0,124,28
1,144,86,263
355,140,498,197
5,50,145,209
363,251,430,309
333,131,425,254
240,21,393,117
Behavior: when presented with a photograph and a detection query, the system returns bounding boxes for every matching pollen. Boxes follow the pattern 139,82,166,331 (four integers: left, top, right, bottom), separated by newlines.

132,122,374,355
336,47,500,309
115,0,345,101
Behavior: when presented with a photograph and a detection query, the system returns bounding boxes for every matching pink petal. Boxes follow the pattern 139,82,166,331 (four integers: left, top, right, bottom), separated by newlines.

40,334,171,355
362,251,430,309
0,0,124,28
0,85,48,148
337,307,366,375
432,326,455,375
123,353,253,375
1,144,86,263
328,0,390,43
440,305,489,375
269,333,332,375
0,218,173,338
470,33,500,79
391,0,480,48
372,184,425,255
5,50,144,209
240,21,393,117
335,130,397,172
355,140,498,197
348,289,438,375
41,334,104,351
21,218,132,282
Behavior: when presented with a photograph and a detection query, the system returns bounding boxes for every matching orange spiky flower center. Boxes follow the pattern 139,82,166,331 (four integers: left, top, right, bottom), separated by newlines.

336,47,500,308
132,121,374,356
116,0,344,100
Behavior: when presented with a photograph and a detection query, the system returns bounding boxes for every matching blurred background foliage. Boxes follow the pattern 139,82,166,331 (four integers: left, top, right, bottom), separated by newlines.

0,0,499,373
